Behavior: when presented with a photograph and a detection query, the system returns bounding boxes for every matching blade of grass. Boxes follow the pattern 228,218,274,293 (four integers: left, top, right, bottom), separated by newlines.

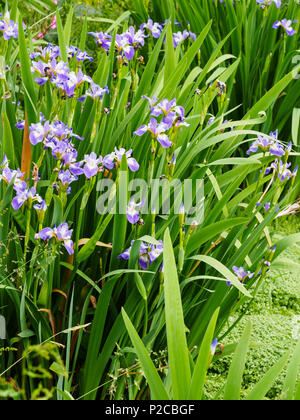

163,228,191,399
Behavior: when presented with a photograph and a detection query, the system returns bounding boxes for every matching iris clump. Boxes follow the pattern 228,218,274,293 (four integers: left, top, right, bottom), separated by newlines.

0,0,299,402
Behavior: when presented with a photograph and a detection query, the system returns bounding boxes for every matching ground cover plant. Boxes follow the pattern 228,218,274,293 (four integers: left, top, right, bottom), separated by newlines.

0,0,299,400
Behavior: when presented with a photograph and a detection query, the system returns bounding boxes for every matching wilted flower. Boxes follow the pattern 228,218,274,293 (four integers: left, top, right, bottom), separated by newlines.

216,80,226,96
58,170,78,194
33,198,47,213
16,121,25,130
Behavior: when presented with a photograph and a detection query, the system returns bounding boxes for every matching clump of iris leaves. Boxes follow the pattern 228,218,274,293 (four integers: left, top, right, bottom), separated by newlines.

0,0,299,401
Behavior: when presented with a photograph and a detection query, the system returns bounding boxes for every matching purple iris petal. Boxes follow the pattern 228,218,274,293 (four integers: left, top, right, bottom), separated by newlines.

133,125,148,136
64,239,74,255
16,121,25,130
139,254,148,270
157,134,172,148
232,266,254,282
141,18,163,38
127,157,139,172
35,227,54,241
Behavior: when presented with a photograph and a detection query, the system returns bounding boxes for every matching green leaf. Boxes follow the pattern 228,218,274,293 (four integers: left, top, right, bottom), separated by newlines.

163,228,191,399
134,273,147,301
245,64,300,120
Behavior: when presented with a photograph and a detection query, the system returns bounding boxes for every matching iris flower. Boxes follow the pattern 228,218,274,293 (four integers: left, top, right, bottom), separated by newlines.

140,18,163,38
227,266,254,286
273,19,297,36
118,240,163,269
0,12,22,40
103,148,139,172
265,160,298,181
126,199,145,224
256,0,281,8
247,130,286,157
88,31,112,51
82,153,102,179
134,117,172,148
35,222,74,255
